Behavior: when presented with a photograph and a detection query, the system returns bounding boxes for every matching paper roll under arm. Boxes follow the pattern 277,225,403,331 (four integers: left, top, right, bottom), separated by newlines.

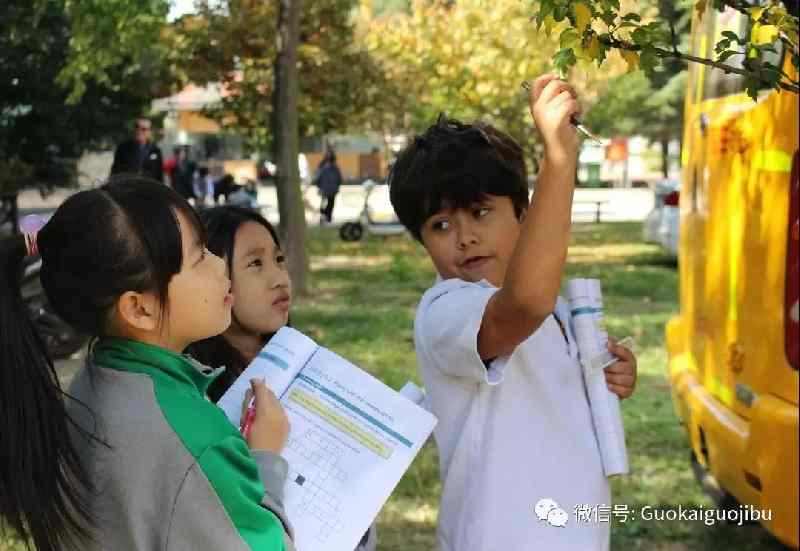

399,381,426,407
566,278,630,477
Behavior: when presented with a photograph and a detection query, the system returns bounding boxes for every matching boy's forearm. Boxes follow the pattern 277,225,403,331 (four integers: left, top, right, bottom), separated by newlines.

498,154,576,321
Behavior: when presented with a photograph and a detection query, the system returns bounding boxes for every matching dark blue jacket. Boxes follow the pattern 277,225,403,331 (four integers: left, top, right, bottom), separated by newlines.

314,162,342,197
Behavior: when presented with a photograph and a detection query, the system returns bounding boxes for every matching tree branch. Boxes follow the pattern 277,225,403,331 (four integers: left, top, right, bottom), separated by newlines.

779,33,799,52
669,20,680,55
599,35,800,93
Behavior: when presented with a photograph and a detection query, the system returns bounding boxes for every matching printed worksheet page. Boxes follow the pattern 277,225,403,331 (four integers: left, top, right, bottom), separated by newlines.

217,328,318,426
282,345,436,551
217,327,437,551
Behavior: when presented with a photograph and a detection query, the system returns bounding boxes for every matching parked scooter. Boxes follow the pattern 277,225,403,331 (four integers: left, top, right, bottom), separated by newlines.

3,209,88,361
20,255,87,360
339,179,406,242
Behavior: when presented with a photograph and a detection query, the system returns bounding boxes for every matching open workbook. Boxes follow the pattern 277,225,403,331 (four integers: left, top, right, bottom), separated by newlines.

217,327,437,551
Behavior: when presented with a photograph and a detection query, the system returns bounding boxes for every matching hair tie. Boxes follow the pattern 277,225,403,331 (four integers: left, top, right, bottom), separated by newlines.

19,214,48,257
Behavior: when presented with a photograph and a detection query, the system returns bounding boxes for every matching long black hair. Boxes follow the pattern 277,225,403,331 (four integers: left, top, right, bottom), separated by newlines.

186,206,283,402
0,176,206,550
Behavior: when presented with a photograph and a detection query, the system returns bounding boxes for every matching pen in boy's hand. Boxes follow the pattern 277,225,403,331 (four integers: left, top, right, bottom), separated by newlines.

520,80,604,145
240,397,256,438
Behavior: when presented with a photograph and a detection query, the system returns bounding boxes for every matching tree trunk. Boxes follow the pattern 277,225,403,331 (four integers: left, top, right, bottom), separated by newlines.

0,193,20,235
660,137,670,178
273,0,308,295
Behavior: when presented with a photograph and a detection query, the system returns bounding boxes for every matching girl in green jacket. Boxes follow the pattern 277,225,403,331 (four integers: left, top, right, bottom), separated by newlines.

0,177,293,551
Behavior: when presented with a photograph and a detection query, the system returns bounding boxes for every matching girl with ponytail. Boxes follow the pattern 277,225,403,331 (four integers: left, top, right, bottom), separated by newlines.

0,177,294,551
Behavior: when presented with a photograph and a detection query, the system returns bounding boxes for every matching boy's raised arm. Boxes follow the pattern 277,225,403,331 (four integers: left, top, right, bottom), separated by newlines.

478,74,580,360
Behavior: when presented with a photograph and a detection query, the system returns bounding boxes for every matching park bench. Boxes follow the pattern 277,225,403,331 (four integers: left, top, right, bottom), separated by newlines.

573,199,610,223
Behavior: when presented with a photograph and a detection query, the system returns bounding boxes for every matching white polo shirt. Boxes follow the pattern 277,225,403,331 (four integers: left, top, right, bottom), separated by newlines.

415,278,611,551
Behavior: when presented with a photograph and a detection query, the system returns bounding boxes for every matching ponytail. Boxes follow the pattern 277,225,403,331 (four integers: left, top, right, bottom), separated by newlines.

0,235,93,550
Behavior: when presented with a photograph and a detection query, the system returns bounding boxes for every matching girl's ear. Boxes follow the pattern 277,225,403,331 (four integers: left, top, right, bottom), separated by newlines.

115,291,160,332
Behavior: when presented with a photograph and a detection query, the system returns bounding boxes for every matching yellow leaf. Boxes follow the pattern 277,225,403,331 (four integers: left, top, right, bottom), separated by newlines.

768,4,789,23
695,0,707,20
543,14,557,36
751,23,779,45
574,3,592,34
586,34,600,60
466,12,482,29
575,35,600,61
786,28,799,48
621,50,640,71
750,6,766,22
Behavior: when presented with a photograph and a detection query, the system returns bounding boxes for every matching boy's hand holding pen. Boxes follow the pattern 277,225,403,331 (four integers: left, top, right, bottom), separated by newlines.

524,74,583,168
240,379,290,454
522,79,603,145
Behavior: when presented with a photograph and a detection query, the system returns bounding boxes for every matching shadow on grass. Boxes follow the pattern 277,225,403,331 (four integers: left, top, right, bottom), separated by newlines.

631,254,679,269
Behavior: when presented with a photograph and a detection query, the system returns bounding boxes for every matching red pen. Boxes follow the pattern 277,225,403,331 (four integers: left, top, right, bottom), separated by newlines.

240,397,256,438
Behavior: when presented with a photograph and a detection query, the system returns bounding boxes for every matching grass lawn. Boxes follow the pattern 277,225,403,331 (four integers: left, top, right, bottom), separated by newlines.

2,222,787,550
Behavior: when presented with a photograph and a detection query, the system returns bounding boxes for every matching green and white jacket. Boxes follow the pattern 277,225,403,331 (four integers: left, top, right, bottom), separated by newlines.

66,338,294,551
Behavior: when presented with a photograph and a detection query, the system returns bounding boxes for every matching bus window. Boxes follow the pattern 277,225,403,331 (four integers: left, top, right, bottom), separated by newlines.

702,8,748,99
702,6,788,101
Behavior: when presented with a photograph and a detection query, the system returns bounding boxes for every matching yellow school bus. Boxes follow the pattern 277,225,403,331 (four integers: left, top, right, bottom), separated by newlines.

665,6,799,549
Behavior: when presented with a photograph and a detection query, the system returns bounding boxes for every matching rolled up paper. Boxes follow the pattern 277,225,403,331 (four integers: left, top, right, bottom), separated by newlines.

399,381,426,407
566,278,629,477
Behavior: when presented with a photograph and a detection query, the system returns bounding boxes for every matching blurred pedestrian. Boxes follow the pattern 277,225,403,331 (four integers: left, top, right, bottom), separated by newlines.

170,146,197,201
312,150,342,224
213,173,237,204
193,166,216,206
109,118,164,183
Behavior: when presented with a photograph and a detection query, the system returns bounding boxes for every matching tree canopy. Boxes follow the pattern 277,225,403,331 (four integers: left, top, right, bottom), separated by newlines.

362,0,627,163
533,0,799,100
168,0,389,152
1,0,157,193
54,0,170,103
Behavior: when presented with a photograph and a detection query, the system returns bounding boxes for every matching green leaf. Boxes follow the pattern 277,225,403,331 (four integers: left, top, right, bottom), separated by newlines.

721,30,741,44
631,27,649,46
553,4,569,21
622,13,642,22
535,2,555,29
715,38,732,53
560,28,582,49
640,46,660,74
553,47,578,74
600,10,617,25
745,78,761,101
594,39,609,66
717,50,739,62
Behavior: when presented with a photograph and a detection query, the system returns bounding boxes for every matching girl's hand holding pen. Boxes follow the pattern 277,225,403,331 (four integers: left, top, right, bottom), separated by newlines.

241,379,290,453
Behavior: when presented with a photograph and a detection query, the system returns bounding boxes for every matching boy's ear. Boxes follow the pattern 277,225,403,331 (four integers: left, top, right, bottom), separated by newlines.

115,291,160,332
